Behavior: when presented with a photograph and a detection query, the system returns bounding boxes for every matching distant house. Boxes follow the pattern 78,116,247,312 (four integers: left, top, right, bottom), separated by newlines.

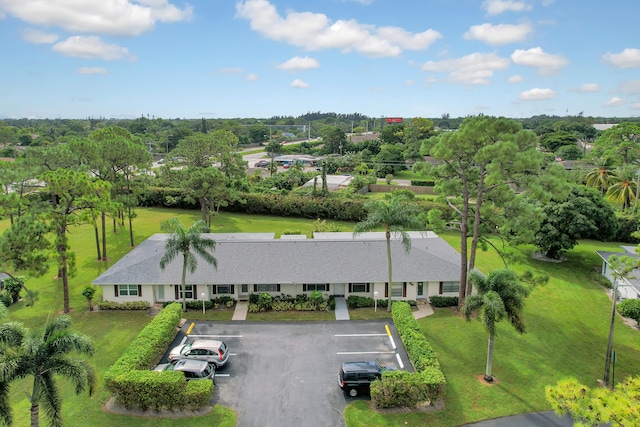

93,232,462,305
596,246,640,300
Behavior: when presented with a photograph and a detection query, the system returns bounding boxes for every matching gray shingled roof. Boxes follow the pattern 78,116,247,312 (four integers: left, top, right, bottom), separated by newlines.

92,232,461,286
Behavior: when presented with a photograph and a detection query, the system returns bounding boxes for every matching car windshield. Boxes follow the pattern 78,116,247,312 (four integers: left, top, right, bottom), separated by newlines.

219,343,227,353
181,344,192,355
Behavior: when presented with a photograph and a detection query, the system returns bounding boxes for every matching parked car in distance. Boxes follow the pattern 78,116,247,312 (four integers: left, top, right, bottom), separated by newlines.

168,339,230,368
254,159,269,168
155,359,215,381
338,361,395,397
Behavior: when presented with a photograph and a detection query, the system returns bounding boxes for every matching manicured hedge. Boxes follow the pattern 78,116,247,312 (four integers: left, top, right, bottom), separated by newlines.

429,295,459,307
370,301,446,409
97,301,150,310
618,299,640,323
104,303,214,411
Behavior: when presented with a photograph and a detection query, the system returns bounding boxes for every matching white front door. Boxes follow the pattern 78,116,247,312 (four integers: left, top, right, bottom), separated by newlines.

417,282,425,298
333,283,345,296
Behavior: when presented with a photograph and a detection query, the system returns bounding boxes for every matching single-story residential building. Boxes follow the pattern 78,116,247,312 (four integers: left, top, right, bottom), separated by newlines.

92,231,462,305
596,246,640,300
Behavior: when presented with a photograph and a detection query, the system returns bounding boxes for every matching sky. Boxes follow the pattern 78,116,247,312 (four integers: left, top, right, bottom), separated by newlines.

1,0,639,120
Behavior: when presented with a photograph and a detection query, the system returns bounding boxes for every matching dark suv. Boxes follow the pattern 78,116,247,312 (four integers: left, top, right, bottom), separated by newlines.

338,361,386,397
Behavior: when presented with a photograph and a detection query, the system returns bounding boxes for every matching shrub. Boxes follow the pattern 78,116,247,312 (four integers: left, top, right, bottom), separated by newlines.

618,299,640,322
410,180,435,187
258,292,273,310
272,300,295,311
347,295,375,308
429,296,459,307
309,290,324,306
369,301,445,409
98,301,150,310
103,303,212,411
212,295,236,307
0,292,11,307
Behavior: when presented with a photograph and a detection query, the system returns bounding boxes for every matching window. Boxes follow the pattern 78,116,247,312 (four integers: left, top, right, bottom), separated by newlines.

391,282,404,297
180,285,194,299
255,284,280,292
116,285,140,297
349,283,370,293
440,281,460,293
303,284,328,292
212,285,234,295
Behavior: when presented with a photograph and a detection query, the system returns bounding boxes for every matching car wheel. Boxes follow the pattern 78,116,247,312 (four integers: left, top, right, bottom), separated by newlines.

348,388,358,397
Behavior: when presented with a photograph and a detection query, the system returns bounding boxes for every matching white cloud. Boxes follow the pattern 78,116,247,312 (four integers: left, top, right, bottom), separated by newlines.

246,73,259,81
21,28,58,44
0,0,192,36
631,102,640,110
572,83,600,93
618,79,640,94
511,47,568,75
508,75,523,83
77,67,107,74
518,88,556,100
235,0,441,58
464,23,532,45
603,48,640,69
405,80,414,85
482,0,532,16
218,67,244,74
52,36,135,61
291,78,310,88
277,56,320,71
604,97,625,107
421,52,510,85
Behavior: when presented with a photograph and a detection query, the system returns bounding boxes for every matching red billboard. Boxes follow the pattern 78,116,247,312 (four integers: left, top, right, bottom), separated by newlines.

385,117,403,123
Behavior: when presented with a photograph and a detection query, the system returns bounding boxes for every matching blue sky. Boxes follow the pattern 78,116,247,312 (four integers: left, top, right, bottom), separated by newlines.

1,0,639,120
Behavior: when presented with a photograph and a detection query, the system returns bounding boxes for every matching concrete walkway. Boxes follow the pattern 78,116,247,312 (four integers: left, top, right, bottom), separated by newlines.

232,301,249,320
413,299,434,319
334,297,350,320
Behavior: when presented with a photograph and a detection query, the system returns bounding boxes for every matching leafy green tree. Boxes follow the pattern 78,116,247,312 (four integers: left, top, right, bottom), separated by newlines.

540,130,578,152
589,122,640,165
555,144,583,160
265,140,283,176
374,144,406,177
353,191,423,311
0,217,51,277
546,376,640,426
0,315,96,427
379,124,404,145
534,186,618,259
430,116,555,304
463,269,529,382
159,219,218,311
322,127,347,154
40,169,111,313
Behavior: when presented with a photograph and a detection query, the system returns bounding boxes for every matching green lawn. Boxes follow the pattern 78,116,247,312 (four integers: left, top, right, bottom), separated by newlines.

344,237,640,426
1,209,356,427
3,208,639,426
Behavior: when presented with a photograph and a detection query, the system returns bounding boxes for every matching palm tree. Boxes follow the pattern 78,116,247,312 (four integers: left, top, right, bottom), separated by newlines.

0,315,96,427
160,218,218,311
463,269,530,382
585,164,614,196
353,190,423,311
606,167,637,210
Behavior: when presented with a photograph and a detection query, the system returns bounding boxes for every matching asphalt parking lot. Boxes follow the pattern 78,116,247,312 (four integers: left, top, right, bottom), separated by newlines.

162,320,412,427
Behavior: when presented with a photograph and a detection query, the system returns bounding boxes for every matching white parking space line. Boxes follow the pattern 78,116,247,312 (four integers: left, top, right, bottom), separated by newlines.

336,351,396,355
179,336,187,345
188,335,243,338
395,353,404,369
334,334,387,337
216,374,231,377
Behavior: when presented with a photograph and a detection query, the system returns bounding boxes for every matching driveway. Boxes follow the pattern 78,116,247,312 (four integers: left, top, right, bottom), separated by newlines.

167,320,411,427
